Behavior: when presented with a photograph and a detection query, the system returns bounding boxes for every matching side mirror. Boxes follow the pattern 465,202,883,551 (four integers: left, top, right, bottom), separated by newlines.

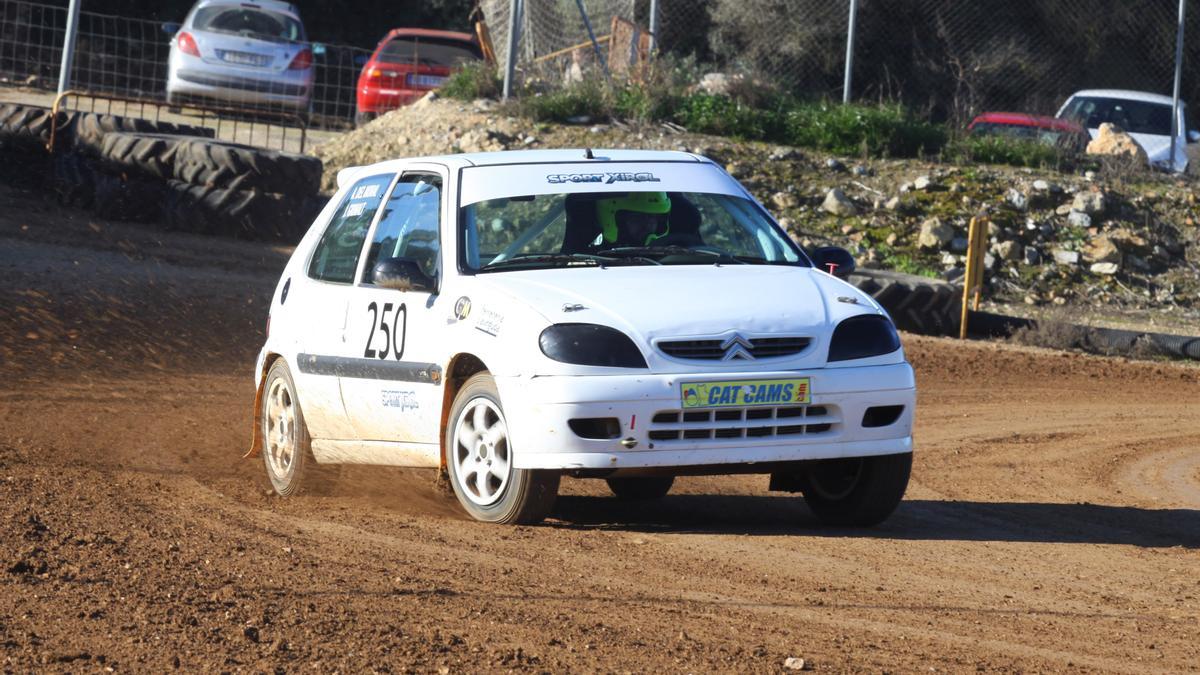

371,256,435,292
809,246,856,279
1188,130,1200,144
161,22,181,36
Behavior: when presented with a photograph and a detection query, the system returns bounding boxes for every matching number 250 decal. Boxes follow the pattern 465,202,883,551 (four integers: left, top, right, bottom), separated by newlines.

363,301,407,360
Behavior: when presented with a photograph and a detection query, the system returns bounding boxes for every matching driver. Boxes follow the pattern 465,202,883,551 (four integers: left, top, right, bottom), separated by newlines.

595,192,672,247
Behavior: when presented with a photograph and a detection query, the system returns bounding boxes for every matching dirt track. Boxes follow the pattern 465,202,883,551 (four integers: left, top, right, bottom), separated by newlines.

2,182,1199,672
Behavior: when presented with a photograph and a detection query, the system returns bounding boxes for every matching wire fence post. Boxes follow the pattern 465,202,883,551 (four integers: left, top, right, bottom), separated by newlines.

502,0,520,100
842,0,859,104
56,0,82,94
1170,0,1187,172
648,0,660,53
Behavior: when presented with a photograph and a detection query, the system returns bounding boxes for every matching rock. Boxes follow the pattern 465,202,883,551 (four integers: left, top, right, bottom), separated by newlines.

918,217,954,249
825,158,847,172
942,267,965,282
1006,188,1028,211
1081,235,1122,264
769,147,801,161
1053,249,1080,265
941,251,960,267
851,165,870,176
1085,170,1097,181
1086,123,1149,163
1090,261,1120,275
783,657,807,671
899,182,913,194
1108,227,1149,252
984,252,997,269
992,240,1022,261
698,72,744,96
1067,211,1092,229
1024,247,1041,265
725,162,744,177
950,236,969,253
1032,179,1051,192
885,232,899,246
771,191,799,210
1072,190,1107,215
884,196,902,211
821,188,857,216
913,175,938,191
1055,203,1074,216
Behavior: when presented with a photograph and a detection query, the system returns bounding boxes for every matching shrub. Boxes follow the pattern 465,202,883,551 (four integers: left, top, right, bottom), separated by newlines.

782,102,946,157
440,61,502,101
945,134,1075,169
516,77,610,122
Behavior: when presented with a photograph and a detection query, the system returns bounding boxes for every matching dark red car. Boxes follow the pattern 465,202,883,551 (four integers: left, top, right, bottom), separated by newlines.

967,112,1087,149
355,28,483,126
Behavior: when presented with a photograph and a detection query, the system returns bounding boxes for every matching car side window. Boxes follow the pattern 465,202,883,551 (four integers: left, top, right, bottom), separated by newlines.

308,173,394,284
362,173,443,284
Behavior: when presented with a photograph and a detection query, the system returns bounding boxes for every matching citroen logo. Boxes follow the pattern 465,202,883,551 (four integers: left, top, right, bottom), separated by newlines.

720,334,755,361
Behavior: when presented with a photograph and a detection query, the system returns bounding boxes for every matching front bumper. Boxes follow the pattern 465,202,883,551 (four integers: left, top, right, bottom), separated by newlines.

496,363,916,470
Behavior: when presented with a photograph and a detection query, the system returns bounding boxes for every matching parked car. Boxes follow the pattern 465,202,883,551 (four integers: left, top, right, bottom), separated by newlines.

355,29,483,126
1056,89,1200,172
967,112,1087,151
250,149,917,526
165,0,314,116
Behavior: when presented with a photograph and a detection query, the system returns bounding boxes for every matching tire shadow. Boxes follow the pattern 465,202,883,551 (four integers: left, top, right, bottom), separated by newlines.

548,495,1200,548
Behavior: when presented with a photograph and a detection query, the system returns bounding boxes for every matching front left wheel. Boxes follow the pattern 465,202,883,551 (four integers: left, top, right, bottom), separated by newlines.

445,373,559,524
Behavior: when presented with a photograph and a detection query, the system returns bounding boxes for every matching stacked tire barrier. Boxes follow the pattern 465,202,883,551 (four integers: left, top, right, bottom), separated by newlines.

847,268,961,335
0,102,326,242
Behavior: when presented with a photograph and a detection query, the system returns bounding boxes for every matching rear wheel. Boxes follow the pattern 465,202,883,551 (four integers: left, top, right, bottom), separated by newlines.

446,373,559,524
606,476,674,499
799,452,912,526
261,359,318,497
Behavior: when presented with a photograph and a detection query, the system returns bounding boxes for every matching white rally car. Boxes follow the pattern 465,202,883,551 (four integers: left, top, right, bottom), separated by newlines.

249,149,916,526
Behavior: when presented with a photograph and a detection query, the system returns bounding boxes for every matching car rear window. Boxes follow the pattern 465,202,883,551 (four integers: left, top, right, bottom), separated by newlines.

378,36,482,68
193,6,305,42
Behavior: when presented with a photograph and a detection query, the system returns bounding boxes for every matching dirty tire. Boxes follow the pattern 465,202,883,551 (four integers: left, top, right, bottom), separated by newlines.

799,452,912,527
445,373,560,525
163,180,301,240
261,359,320,497
849,269,960,335
52,152,98,208
66,111,213,157
91,169,164,223
98,132,188,180
173,138,322,196
0,103,56,145
606,476,675,499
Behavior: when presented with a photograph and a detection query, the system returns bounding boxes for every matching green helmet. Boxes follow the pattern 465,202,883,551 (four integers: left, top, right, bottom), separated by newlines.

595,192,672,244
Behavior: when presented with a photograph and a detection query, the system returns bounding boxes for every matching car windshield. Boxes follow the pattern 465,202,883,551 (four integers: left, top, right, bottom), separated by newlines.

1060,96,1174,135
379,37,482,68
460,191,806,272
193,6,305,42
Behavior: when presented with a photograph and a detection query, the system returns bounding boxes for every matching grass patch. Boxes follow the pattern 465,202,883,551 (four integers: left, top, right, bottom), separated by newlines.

945,135,1076,170
440,61,502,101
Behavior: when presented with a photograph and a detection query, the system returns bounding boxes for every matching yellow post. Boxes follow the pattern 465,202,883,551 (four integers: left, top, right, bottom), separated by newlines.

959,213,988,339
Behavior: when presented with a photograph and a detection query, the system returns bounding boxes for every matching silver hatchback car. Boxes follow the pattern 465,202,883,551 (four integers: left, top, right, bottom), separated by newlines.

165,0,314,115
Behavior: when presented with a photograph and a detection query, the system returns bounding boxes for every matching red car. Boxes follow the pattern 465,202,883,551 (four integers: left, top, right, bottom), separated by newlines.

967,112,1087,149
355,28,483,126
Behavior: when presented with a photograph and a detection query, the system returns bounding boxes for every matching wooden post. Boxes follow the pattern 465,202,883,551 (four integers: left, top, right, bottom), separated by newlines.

959,213,988,339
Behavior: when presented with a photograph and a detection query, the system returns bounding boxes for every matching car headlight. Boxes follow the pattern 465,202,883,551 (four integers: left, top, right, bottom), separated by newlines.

827,315,901,362
539,323,648,368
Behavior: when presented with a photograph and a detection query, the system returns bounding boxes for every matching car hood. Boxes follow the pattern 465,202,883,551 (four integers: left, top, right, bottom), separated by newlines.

475,264,867,343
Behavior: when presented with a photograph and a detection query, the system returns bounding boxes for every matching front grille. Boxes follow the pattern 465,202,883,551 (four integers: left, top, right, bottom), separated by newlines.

657,336,811,360
647,405,838,443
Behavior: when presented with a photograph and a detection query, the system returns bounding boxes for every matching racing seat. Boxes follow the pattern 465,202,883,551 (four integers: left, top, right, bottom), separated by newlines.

560,194,603,254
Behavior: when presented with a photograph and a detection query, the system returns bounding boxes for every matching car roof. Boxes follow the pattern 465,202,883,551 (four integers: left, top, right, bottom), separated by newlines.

336,149,709,188
969,112,1082,131
382,28,476,43
1066,89,1180,106
193,0,300,18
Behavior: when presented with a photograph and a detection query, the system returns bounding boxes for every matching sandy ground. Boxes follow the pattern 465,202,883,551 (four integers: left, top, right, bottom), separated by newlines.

2,181,1199,672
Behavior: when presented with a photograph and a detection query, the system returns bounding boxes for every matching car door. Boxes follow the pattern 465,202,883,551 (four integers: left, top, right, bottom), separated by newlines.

338,166,449,460
291,171,395,440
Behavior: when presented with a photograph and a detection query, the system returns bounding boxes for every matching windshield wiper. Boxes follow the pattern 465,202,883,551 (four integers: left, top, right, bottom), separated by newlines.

603,245,750,264
478,252,661,272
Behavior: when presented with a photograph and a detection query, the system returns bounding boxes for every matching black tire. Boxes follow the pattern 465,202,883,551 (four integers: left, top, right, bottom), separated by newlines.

606,476,674,499
0,103,56,144
163,180,301,240
799,452,912,527
445,373,559,524
848,269,961,336
98,132,188,180
172,137,322,196
65,111,214,158
261,359,319,497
